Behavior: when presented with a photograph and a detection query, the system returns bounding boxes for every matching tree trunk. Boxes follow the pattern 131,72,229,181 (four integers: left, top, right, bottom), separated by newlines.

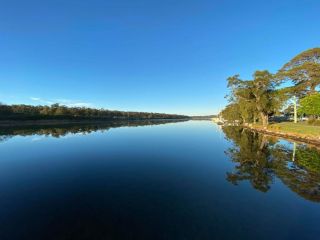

259,135,267,150
242,116,246,125
260,112,268,128
310,85,317,94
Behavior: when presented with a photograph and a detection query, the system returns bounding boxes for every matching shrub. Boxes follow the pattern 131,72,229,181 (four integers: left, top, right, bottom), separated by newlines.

307,119,320,126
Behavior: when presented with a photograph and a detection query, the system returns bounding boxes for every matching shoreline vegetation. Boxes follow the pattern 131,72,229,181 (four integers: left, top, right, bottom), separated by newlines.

0,103,190,126
220,47,320,145
0,118,190,127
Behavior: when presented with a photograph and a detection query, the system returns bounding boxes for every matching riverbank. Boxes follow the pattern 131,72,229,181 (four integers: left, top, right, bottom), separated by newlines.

0,119,190,127
245,122,320,146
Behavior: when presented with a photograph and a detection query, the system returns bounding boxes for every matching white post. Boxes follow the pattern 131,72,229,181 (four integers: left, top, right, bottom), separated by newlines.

293,95,297,124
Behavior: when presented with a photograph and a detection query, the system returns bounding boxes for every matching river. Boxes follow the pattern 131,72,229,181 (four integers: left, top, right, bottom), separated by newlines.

0,120,319,239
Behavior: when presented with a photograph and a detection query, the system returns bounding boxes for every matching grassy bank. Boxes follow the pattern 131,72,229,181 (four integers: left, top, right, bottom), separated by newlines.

267,122,320,137
246,122,320,146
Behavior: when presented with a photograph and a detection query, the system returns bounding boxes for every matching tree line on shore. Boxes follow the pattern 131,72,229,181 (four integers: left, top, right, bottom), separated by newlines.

0,103,190,121
221,47,320,127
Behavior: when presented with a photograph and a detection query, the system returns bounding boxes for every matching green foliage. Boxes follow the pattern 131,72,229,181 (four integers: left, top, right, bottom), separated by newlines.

222,47,320,126
225,70,285,127
296,146,320,173
0,103,190,121
298,93,320,116
238,98,256,123
220,103,242,123
279,48,320,94
251,71,283,124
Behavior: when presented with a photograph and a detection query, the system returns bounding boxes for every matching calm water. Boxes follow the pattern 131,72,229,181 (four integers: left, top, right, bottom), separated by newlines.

0,120,320,240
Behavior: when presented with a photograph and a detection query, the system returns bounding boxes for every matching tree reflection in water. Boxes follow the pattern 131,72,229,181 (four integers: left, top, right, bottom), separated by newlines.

0,119,187,142
222,126,320,202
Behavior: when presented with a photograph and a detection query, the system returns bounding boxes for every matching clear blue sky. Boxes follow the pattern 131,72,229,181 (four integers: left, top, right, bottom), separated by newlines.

1,0,319,115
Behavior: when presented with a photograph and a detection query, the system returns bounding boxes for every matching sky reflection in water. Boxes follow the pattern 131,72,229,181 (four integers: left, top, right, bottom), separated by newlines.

0,121,319,240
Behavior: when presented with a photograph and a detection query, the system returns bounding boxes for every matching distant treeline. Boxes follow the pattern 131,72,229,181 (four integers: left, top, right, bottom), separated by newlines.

191,115,217,120
0,103,190,121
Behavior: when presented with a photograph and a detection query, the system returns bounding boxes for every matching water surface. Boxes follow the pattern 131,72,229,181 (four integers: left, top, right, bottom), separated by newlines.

0,121,319,240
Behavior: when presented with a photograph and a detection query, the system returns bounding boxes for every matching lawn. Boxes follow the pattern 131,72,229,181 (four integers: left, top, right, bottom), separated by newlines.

267,122,320,137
